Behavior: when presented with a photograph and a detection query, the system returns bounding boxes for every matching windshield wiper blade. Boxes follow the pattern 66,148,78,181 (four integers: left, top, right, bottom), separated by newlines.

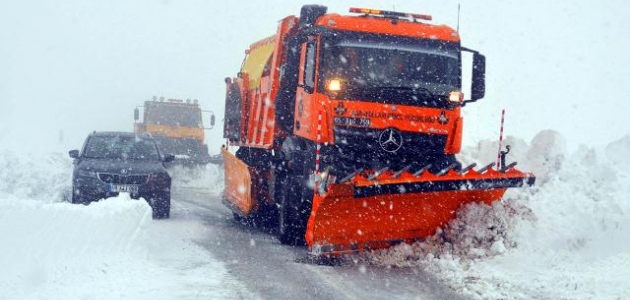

374,86,436,97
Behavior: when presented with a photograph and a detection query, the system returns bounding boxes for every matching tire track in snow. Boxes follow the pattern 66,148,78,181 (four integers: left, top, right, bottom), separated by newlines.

173,188,465,300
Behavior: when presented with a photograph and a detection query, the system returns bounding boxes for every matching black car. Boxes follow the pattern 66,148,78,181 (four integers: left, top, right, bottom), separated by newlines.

68,131,174,218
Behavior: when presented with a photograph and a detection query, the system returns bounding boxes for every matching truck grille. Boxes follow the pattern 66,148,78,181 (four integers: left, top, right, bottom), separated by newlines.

333,126,447,155
98,173,149,184
329,126,449,174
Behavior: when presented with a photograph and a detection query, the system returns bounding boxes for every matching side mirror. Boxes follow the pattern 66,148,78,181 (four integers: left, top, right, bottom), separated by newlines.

69,150,80,159
471,53,486,101
134,108,139,121
163,154,175,163
203,110,216,129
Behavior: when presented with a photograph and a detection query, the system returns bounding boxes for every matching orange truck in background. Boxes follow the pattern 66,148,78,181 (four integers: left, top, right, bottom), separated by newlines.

134,97,216,166
222,6,535,256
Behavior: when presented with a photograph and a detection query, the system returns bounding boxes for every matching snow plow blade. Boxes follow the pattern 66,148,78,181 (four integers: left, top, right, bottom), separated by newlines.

221,147,255,216
306,165,535,256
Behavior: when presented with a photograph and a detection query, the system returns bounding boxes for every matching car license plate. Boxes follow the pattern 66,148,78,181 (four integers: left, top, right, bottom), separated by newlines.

107,184,138,194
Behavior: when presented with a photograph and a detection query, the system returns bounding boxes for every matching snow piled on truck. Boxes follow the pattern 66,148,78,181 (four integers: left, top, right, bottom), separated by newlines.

363,130,630,300
0,152,248,300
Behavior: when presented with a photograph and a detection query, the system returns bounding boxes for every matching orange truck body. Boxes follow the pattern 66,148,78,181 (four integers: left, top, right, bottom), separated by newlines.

134,98,213,165
222,6,534,256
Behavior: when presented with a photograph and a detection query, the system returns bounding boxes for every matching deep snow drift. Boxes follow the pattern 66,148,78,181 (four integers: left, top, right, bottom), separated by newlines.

362,131,630,300
1,130,630,299
0,153,249,300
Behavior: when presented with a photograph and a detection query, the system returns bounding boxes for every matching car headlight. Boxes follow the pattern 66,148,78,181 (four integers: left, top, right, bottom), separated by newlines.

77,170,98,178
149,173,170,184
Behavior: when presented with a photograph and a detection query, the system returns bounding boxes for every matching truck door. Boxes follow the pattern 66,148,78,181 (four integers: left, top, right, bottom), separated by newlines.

294,38,318,139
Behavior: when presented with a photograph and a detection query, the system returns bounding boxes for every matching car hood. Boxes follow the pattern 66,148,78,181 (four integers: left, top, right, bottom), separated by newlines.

76,158,168,175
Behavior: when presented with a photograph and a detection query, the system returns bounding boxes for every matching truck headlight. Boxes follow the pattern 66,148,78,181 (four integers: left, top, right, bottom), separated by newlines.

448,90,464,103
327,79,342,91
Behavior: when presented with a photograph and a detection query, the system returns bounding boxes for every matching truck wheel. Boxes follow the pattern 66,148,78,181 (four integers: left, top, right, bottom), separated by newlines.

277,142,315,246
152,192,171,219
232,212,245,224
278,173,303,245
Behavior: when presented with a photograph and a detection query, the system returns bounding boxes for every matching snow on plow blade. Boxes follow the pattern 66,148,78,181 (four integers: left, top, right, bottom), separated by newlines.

305,165,535,256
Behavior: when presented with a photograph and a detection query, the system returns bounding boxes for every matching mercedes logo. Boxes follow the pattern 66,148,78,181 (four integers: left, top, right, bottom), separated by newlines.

379,128,403,153
437,110,449,125
334,102,347,115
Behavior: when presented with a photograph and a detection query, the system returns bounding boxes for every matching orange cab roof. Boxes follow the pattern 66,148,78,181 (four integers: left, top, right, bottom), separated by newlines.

316,14,460,43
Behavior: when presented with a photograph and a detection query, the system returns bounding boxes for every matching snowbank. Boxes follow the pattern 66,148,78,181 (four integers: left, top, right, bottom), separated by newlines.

0,150,72,201
364,131,630,299
0,172,246,300
0,148,247,299
605,135,630,168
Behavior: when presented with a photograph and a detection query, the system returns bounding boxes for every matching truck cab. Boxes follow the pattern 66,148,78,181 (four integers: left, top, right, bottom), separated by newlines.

134,97,216,166
221,6,533,255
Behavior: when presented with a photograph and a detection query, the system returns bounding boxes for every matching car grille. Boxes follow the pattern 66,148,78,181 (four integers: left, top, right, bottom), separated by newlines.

98,173,149,184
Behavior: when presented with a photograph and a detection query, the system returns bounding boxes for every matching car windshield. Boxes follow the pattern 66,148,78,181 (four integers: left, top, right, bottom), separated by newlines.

145,104,202,127
82,135,160,160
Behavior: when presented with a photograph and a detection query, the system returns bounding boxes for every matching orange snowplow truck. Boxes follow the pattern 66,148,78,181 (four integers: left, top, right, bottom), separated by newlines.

222,6,535,256
134,97,217,166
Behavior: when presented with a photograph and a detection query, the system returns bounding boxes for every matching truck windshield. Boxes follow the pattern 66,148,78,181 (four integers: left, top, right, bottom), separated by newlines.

83,136,160,160
145,105,202,127
320,33,461,107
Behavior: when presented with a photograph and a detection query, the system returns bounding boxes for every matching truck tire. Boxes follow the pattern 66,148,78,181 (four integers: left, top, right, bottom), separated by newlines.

277,139,315,246
278,172,302,245
152,192,171,219
232,212,246,224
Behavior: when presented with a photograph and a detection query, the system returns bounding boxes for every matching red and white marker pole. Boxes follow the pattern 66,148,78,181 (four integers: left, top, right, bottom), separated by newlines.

497,109,505,169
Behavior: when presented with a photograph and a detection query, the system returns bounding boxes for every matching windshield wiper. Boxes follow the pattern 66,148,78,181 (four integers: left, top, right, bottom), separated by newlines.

374,86,436,97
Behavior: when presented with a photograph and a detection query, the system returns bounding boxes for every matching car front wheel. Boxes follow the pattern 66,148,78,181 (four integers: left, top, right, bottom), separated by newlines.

71,187,88,205
151,192,171,219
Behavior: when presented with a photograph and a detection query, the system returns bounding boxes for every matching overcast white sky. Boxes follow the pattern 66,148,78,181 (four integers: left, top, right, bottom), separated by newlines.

1,0,629,154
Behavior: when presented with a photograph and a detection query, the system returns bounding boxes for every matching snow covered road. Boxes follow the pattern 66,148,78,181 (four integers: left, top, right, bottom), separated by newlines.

0,162,463,300
171,186,464,300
